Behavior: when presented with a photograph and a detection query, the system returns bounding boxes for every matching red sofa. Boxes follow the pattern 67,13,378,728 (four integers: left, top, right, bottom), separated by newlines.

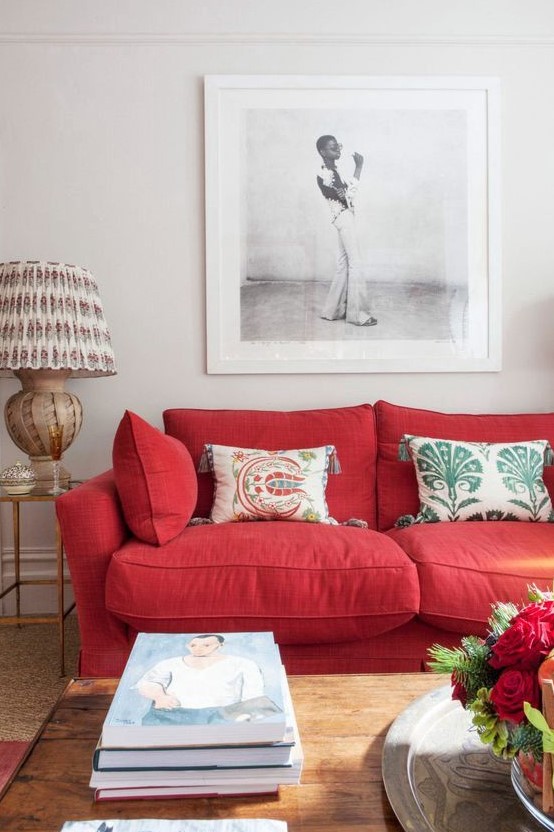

56,400,554,678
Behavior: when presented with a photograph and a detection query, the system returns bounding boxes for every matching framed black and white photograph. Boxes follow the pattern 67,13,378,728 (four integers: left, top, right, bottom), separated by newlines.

204,75,500,373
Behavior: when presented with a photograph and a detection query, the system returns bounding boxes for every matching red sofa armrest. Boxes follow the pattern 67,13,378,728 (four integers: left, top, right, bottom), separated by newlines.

56,471,131,673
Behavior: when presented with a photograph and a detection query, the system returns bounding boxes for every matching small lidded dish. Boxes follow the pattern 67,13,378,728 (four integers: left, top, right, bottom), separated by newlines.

0,461,37,495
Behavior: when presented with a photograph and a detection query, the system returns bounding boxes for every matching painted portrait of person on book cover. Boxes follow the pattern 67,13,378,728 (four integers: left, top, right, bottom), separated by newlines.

135,633,282,727
106,631,285,729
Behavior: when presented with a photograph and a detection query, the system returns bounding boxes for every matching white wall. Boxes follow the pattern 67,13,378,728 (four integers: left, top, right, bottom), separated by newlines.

1,0,554,598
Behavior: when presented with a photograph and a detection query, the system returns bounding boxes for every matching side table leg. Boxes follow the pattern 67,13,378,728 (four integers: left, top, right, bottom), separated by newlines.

12,502,21,621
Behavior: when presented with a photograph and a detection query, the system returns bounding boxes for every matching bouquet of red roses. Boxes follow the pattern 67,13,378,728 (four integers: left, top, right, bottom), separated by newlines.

428,585,554,765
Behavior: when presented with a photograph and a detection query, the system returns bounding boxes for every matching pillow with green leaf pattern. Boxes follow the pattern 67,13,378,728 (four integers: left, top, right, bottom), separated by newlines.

396,435,554,525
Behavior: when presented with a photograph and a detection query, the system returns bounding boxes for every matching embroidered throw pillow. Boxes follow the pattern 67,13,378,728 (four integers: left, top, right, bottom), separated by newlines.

201,444,339,524
398,435,554,524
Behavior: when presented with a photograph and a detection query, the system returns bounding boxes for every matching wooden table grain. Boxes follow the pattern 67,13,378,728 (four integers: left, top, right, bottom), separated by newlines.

0,673,446,831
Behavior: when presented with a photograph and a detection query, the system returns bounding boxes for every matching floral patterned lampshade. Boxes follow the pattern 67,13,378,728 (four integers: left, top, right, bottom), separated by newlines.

0,260,117,486
0,260,116,377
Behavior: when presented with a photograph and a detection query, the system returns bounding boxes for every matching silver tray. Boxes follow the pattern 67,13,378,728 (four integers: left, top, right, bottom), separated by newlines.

382,683,544,831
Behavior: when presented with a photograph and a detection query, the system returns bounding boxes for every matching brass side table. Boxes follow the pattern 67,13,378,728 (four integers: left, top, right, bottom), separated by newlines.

0,484,79,675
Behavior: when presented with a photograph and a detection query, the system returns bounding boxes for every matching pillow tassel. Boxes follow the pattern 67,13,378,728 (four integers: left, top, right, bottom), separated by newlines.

395,514,417,528
398,437,411,461
341,518,368,528
188,517,215,526
197,447,211,473
329,448,342,474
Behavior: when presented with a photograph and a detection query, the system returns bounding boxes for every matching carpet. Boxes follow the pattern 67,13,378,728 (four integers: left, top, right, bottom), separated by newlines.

0,615,80,793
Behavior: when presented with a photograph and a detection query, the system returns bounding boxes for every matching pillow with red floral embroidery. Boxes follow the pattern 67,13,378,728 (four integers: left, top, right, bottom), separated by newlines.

200,443,339,524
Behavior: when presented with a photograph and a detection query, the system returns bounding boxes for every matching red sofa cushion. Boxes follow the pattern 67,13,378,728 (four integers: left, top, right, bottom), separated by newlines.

375,400,554,531
163,404,378,528
105,522,419,644
387,522,554,634
113,410,198,546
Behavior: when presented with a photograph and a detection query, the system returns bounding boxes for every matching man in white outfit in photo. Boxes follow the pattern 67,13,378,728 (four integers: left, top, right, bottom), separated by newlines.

316,134,378,327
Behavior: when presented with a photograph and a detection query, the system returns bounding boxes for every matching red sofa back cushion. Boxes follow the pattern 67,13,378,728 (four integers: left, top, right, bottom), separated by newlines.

163,404,378,528
375,400,554,531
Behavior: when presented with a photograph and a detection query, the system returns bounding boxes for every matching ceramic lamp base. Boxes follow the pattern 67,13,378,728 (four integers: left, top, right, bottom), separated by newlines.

4,369,81,486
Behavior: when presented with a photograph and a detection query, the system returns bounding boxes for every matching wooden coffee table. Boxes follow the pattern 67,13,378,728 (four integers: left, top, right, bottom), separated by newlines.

0,673,445,831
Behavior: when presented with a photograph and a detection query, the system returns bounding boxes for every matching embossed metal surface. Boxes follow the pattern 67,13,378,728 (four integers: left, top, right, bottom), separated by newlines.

382,683,542,831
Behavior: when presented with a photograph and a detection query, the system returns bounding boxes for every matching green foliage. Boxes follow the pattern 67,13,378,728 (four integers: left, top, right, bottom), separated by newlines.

509,721,544,761
527,583,552,602
427,636,497,703
468,688,512,758
488,600,519,636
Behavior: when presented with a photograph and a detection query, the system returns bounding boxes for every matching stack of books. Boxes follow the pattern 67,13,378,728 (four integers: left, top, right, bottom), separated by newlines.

89,631,302,801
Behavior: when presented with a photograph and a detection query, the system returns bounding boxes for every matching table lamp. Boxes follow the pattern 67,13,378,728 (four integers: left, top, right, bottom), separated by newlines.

0,260,117,487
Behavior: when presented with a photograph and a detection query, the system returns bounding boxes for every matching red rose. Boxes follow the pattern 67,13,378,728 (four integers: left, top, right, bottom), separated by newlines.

451,672,468,707
489,603,554,670
489,668,540,723
516,601,554,629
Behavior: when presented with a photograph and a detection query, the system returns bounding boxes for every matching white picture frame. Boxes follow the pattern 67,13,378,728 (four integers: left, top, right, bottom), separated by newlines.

205,75,501,374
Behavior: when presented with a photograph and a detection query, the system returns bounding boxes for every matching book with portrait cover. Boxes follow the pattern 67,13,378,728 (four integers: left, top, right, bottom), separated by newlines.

60,820,287,831
90,676,302,801
102,632,288,748
93,665,297,771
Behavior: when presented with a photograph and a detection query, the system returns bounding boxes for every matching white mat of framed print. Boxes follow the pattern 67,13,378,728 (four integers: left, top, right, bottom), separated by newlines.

204,75,500,374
